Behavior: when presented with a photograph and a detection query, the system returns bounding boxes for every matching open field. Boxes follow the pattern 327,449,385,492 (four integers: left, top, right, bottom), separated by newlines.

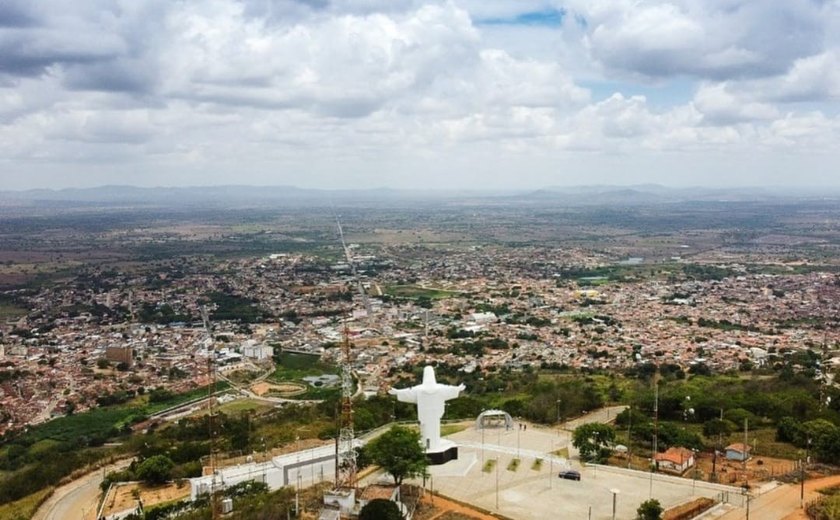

267,351,340,399
270,351,336,381
385,284,461,299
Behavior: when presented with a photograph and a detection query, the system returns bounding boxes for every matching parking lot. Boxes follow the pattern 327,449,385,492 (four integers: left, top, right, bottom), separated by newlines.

424,422,742,520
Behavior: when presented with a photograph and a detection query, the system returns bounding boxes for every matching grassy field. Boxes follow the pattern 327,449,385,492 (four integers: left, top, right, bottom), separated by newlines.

0,303,27,320
216,398,276,416
268,352,340,400
270,351,336,381
384,285,459,300
722,427,801,460
441,424,469,437
0,487,53,520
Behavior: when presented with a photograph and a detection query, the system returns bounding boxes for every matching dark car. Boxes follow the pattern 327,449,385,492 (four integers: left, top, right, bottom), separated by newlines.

558,470,581,481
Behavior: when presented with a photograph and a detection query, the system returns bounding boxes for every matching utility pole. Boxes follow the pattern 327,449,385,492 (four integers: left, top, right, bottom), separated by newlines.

627,404,632,469
745,491,751,520
743,418,749,473
800,459,805,508
495,456,500,510
653,371,659,458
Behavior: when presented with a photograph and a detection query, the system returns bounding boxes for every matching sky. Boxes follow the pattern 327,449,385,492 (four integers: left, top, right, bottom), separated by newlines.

0,0,838,191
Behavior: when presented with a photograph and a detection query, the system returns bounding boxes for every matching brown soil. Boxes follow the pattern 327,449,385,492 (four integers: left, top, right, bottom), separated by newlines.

250,381,305,396
414,493,505,520
664,497,716,520
102,482,190,516
610,452,798,486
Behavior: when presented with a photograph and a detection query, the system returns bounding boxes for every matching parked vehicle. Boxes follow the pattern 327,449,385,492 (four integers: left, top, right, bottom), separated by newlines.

558,470,581,481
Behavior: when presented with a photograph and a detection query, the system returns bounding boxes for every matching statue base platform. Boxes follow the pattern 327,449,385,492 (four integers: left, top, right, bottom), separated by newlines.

426,440,458,465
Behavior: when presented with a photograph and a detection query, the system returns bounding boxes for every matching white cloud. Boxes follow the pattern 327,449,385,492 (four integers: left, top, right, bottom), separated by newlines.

568,0,829,80
0,0,838,189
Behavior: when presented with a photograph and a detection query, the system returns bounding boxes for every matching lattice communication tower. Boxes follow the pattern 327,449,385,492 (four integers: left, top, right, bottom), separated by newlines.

336,317,357,489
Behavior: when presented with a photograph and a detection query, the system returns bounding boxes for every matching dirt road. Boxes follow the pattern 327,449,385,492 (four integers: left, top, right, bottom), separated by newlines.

718,475,840,520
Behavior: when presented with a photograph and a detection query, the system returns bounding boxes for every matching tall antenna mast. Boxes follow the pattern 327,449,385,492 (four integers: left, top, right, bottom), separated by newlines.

336,314,357,490
202,305,221,520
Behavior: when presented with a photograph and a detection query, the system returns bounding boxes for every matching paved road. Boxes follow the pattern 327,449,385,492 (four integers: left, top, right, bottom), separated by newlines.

33,459,132,520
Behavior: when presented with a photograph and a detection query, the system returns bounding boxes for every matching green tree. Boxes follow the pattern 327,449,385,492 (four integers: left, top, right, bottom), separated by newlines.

703,418,736,438
136,455,175,485
359,498,402,520
776,416,803,444
366,425,427,486
636,498,663,520
572,423,616,462
815,428,840,465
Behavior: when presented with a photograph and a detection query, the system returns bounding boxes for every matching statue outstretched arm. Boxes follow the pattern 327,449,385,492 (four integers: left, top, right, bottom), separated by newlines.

389,387,418,403
439,383,465,401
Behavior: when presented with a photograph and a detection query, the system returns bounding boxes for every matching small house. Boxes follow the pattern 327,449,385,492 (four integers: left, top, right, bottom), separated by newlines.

654,447,695,474
725,443,752,462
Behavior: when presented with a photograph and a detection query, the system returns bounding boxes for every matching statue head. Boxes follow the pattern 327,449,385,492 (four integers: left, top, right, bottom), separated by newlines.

422,366,437,386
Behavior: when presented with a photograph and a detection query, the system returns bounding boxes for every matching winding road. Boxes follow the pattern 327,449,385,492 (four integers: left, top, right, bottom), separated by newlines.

33,459,132,520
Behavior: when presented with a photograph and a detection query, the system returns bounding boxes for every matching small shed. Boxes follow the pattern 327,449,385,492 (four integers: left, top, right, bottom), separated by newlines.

725,443,752,462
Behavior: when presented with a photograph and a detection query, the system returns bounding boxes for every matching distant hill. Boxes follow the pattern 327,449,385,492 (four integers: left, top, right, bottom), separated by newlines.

0,184,836,208
517,184,839,205
0,185,517,208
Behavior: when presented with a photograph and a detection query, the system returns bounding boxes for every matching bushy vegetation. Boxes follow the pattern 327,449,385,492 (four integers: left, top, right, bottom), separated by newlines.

0,384,224,506
360,499,402,520
636,499,663,520
208,291,270,323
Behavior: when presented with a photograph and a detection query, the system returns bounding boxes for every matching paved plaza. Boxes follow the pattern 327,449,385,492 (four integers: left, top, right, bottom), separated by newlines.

421,421,744,520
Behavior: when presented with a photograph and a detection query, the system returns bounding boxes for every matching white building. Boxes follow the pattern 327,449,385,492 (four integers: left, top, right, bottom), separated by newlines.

468,312,497,324
241,340,274,361
189,441,362,500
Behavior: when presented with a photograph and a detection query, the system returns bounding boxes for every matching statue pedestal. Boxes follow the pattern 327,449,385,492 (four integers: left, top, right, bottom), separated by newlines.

426,439,458,465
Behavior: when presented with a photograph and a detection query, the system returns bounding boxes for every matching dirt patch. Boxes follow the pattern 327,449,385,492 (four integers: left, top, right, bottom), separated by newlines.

610,452,798,486
250,381,306,397
694,453,797,485
413,493,510,520
102,482,190,517
664,497,716,520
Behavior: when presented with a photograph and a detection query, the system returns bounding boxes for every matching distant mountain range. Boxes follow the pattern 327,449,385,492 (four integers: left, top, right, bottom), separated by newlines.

0,184,837,207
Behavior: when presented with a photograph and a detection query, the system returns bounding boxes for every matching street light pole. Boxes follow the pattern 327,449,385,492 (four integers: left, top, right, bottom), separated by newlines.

610,489,620,520
495,456,500,510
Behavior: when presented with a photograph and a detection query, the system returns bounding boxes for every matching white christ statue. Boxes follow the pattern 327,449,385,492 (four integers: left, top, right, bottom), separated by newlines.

389,366,465,453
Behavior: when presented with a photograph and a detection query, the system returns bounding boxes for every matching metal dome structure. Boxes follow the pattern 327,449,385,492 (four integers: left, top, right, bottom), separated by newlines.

475,409,513,430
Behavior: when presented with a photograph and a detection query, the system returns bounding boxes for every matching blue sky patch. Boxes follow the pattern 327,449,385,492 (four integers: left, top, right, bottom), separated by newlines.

583,79,696,108
478,8,565,27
